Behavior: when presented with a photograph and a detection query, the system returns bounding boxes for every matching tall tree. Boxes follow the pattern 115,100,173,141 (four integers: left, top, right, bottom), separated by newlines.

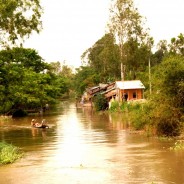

49,61,62,75
151,40,168,66
168,33,184,55
81,33,121,82
48,62,74,97
123,37,152,80
0,47,48,73
0,0,42,46
74,66,99,97
0,48,67,114
108,0,150,80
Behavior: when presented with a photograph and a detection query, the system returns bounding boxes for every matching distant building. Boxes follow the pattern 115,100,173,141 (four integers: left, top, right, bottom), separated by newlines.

81,80,145,107
115,80,145,102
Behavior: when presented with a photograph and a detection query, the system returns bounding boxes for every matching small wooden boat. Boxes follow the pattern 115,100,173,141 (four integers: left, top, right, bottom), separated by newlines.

31,119,49,128
33,124,49,129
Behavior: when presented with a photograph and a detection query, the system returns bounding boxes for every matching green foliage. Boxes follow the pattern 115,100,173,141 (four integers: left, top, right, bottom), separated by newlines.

94,94,108,111
124,38,151,80
144,55,184,136
0,142,23,164
109,101,119,112
74,66,99,97
73,9,184,137
0,47,48,73
108,0,151,81
169,33,184,55
150,102,182,136
0,0,42,46
82,34,121,82
0,48,69,114
119,102,130,112
152,55,184,109
108,0,147,43
156,117,181,136
126,102,149,130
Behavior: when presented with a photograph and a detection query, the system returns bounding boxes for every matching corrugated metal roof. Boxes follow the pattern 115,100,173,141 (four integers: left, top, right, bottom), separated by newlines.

115,80,145,89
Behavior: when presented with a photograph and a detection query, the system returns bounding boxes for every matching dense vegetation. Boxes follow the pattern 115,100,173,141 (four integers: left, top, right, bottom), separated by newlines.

0,48,73,115
74,0,184,136
0,142,23,164
0,1,74,116
0,0,42,46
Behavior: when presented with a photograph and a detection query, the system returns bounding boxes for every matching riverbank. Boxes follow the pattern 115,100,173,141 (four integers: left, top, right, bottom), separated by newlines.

108,99,184,137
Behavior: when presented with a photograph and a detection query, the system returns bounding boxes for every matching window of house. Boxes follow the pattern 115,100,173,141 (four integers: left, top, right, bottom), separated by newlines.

133,92,137,98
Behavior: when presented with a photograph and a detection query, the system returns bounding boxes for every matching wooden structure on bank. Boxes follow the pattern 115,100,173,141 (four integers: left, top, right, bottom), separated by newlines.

84,83,115,101
115,80,145,102
81,80,145,106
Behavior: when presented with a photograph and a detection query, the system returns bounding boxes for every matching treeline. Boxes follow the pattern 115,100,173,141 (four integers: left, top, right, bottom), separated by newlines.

0,47,74,115
73,0,184,136
0,1,75,115
74,33,184,136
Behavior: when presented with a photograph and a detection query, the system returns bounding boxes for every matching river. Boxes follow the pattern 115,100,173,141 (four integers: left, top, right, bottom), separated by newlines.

0,101,184,184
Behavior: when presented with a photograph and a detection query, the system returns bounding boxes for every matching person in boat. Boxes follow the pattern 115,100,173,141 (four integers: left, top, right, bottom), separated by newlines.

31,119,41,127
41,119,49,128
31,119,37,127
31,119,49,128
41,119,46,125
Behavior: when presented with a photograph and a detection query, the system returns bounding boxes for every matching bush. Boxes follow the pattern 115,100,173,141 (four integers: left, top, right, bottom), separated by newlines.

128,103,148,130
109,101,119,112
0,142,23,164
148,99,182,136
156,118,181,137
120,102,129,112
149,55,184,136
93,94,108,111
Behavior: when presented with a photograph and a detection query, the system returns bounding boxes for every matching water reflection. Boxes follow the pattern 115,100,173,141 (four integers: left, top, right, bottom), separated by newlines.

0,101,183,184
31,128,48,140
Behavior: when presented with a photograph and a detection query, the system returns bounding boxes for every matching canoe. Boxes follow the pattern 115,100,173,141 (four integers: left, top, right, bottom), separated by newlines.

32,124,49,129
31,119,49,128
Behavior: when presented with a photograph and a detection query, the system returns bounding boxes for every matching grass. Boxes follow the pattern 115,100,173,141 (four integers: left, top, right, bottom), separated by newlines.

0,142,23,164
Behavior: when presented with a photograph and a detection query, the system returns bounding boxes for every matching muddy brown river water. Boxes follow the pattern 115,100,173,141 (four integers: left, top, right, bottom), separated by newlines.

0,101,184,184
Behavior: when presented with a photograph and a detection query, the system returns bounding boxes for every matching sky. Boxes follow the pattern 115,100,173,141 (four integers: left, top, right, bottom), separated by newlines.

24,0,184,68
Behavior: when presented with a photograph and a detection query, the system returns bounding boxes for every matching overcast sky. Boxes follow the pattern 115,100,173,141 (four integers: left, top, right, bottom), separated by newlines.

24,0,184,68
